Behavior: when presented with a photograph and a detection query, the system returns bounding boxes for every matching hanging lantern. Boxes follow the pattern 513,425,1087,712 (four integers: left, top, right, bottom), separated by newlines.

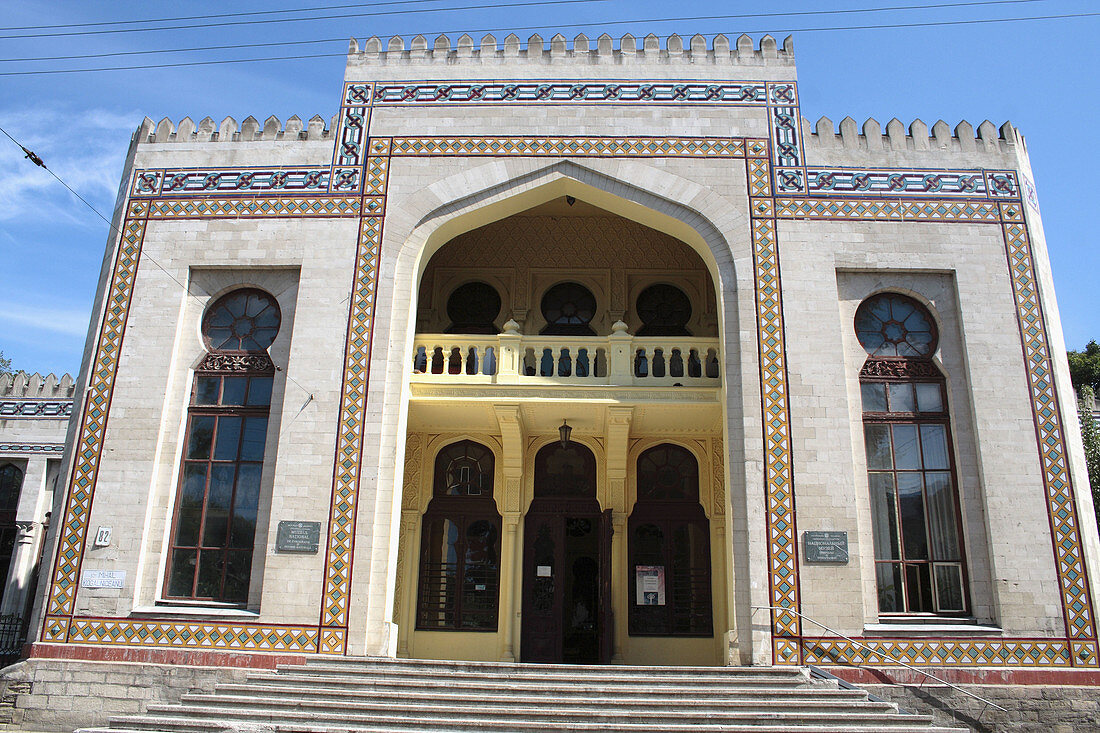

559,419,572,447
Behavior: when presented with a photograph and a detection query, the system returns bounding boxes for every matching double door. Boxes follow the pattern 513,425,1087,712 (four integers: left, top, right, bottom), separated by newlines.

520,501,612,663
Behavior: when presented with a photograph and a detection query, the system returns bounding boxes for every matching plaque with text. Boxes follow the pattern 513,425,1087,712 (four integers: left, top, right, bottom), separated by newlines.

803,531,848,563
276,521,321,553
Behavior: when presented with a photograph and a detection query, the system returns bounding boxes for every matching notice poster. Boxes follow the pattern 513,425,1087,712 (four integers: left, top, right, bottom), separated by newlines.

635,565,666,606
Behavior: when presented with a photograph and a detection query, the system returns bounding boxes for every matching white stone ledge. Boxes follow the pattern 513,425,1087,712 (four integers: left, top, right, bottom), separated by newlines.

130,604,261,619
863,622,1003,635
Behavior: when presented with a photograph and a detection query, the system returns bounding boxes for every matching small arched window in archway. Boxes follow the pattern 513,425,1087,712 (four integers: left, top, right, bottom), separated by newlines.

637,443,700,501
534,441,597,498
445,281,501,334
418,440,501,630
856,293,968,617
636,284,692,337
540,282,597,336
166,288,280,606
202,288,281,352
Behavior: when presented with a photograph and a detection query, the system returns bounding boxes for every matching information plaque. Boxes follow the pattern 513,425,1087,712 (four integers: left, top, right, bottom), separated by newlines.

803,530,849,563
276,521,321,553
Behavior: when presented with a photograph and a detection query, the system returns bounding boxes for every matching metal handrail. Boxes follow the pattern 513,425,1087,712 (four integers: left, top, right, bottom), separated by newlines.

751,605,1007,717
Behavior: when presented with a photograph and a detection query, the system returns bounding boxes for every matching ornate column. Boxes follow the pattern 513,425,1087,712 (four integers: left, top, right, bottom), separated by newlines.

605,407,632,661
493,405,526,661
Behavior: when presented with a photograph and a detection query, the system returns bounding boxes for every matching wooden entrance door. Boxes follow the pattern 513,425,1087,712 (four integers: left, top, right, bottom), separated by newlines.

520,441,612,663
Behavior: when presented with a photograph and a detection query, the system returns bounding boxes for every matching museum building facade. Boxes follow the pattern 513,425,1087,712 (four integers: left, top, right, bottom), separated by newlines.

23,32,1100,674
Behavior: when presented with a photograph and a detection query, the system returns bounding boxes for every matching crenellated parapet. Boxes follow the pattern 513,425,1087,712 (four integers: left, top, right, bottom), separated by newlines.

804,115,1021,156
135,113,336,144
348,32,795,67
0,371,75,399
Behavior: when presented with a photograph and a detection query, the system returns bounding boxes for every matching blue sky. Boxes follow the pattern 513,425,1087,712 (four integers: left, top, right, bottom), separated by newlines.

1,0,1097,376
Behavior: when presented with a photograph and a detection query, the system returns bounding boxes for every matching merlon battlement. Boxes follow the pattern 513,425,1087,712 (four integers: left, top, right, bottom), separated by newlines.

0,371,75,398
804,116,1022,155
348,32,795,66
136,114,336,144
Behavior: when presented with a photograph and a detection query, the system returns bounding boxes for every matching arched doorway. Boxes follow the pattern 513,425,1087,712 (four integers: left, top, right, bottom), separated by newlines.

521,440,612,663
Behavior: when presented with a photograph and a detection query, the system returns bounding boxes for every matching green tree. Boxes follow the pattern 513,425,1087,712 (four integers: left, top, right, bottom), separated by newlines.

1077,386,1100,531
1068,340,1100,392
0,351,10,375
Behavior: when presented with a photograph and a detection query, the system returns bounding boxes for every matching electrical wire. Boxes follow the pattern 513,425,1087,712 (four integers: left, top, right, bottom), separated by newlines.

0,0,1060,64
0,9,1096,76
0,0,615,40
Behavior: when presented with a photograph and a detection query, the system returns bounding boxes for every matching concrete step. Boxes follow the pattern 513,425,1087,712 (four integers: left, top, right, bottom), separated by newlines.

296,656,812,677
213,680,877,705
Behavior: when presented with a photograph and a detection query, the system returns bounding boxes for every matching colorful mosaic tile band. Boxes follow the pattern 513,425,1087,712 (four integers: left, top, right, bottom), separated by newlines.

0,400,73,418
43,203,150,639
331,82,373,194
747,151,802,663
0,443,65,454
389,136,746,158
132,167,331,197
801,637,1072,667
1001,202,1098,664
319,175,388,645
774,198,1001,222
67,617,319,652
372,81,769,104
803,168,1019,198
146,197,363,219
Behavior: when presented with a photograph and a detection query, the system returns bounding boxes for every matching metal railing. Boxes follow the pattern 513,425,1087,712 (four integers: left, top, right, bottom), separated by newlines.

751,605,1007,720
0,614,27,665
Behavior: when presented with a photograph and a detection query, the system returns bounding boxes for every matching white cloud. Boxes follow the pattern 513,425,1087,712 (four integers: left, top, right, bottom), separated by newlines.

0,301,90,337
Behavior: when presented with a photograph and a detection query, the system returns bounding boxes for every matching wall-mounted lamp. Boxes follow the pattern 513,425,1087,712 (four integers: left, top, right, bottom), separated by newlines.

559,419,572,447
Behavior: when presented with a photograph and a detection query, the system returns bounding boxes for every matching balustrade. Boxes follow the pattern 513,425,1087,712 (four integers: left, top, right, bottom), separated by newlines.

411,331,721,387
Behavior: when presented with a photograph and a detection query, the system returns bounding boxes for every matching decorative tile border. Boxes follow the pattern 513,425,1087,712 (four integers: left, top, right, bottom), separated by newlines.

66,617,318,652
132,167,331,197
803,168,1018,198
0,400,73,418
0,443,65,454
146,196,363,219
330,82,373,194
371,80,769,105
389,136,745,158
801,637,1072,667
774,198,1002,222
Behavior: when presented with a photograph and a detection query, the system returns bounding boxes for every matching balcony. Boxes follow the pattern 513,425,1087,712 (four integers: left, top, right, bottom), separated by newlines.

410,322,721,388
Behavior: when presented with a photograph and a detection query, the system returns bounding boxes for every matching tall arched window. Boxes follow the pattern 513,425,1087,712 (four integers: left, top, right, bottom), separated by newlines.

417,440,501,630
0,464,23,590
628,444,712,636
165,288,279,604
856,293,968,616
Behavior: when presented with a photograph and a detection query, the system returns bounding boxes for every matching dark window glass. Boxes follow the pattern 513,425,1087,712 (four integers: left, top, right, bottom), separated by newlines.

417,440,501,631
202,289,281,353
855,294,937,357
534,442,596,498
540,282,597,336
0,464,24,514
629,444,712,637
636,284,692,337
445,281,502,334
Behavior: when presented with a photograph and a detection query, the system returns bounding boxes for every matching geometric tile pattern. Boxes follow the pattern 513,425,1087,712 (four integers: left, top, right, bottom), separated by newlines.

43,203,150,642
768,82,802,192
0,400,73,418
390,137,746,158
66,617,318,652
747,144,803,664
1000,202,1098,666
318,151,388,651
0,443,65,454
146,197,362,219
774,198,1002,222
331,82,372,193
804,168,1019,198
372,81,768,104
801,637,1073,667
131,167,331,196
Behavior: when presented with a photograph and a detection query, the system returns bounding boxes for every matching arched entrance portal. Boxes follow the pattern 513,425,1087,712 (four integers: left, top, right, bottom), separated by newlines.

521,441,612,663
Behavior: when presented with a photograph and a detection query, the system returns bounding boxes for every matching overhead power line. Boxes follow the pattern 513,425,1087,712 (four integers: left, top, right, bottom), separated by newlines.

0,0,1062,64
0,0,614,40
0,9,1097,76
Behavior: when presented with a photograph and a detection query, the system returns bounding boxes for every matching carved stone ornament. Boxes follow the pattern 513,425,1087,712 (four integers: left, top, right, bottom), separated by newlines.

196,352,275,373
860,358,941,381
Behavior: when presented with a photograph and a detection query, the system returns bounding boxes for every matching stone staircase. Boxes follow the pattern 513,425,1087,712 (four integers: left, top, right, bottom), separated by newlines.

78,657,968,733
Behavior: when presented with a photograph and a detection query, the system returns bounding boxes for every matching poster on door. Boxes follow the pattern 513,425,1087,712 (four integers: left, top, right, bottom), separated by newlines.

635,565,666,606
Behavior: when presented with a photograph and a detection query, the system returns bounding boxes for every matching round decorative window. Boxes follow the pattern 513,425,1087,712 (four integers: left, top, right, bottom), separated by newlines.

854,294,937,357
202,289,281,352
636,284,692,337
540,282,597,336
445,281,501,334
